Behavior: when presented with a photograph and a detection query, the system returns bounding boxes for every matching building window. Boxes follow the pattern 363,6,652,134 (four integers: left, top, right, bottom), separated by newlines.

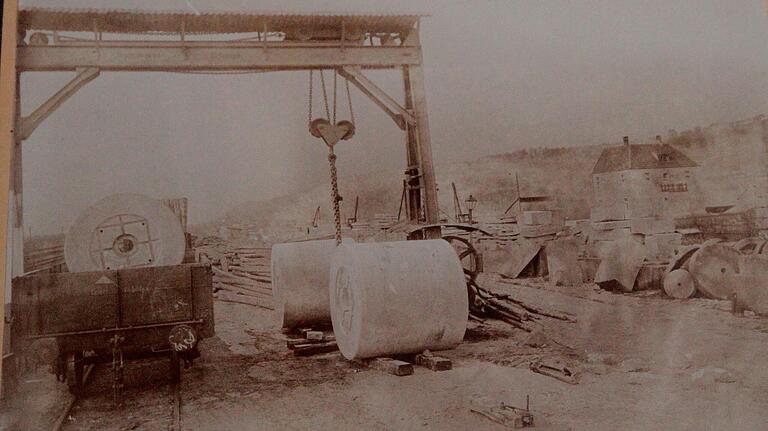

658,154,672,162
661,182,688,192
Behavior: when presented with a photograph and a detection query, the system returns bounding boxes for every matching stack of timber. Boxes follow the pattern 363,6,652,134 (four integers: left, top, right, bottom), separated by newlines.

373,214,399,230
286,331,339,357
24,243,66,273
202,243,274,310
477,217,520,247
675,210,758,242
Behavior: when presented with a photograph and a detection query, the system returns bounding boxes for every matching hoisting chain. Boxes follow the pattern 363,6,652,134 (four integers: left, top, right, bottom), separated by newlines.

308,69,353,246
346,78,355,124
328,149,343,245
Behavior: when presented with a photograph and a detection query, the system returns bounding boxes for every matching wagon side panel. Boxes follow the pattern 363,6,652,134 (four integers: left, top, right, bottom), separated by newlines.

39,271,119,334
191,264,214,338
120,266,194,327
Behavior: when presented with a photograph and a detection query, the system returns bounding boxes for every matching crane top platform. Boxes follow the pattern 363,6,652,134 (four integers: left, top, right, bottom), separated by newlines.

19,7,426,36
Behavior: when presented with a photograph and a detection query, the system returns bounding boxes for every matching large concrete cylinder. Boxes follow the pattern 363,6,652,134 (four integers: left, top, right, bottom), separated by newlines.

271,238,354,329
329,239,468,360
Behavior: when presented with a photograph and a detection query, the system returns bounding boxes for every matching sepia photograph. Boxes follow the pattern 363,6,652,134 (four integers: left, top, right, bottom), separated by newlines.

1,0,768,429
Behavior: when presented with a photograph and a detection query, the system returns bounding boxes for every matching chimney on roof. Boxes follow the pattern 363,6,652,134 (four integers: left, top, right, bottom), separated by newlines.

624,136,631,169
656,135,663,143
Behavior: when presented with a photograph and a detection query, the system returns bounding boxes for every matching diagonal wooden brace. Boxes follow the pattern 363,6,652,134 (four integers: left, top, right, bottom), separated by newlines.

19,67,100,140
339,66,416,130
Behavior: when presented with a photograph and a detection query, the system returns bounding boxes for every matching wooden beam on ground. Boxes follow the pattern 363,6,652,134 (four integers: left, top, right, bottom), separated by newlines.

414,353,452,371
369,358,414,376
18,44,422,72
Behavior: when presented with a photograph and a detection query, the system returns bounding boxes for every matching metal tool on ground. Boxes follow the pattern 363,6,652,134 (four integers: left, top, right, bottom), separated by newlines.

529,360,579,385
470,398,535,429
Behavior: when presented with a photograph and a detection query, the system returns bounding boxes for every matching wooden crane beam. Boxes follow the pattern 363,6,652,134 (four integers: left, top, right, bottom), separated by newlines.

339,66,416,130
19,67,100,140
18,44,422,72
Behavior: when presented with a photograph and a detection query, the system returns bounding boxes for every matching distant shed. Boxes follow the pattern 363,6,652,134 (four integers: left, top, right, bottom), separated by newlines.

591,141,699,221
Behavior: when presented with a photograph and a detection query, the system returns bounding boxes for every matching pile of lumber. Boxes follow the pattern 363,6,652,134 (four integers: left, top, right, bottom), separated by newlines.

468,278,575,331
201,244,275,310
286,330,338,357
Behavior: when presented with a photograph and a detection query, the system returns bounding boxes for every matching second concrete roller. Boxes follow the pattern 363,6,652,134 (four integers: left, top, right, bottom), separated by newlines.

329,239,468,360
271,238,354,329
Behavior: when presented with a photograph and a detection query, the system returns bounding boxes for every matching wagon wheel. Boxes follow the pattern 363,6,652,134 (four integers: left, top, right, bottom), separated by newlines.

66,351,85,395
443,235,481,283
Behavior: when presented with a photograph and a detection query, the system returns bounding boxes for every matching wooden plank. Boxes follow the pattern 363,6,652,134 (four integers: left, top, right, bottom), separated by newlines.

292,341,338,357
0,0,19,395
286,335,335,349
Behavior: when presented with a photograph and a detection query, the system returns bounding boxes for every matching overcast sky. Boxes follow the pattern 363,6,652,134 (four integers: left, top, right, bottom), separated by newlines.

18,0,768,234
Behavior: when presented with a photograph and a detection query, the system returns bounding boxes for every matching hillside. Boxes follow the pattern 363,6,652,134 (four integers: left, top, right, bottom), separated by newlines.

204,114,768,239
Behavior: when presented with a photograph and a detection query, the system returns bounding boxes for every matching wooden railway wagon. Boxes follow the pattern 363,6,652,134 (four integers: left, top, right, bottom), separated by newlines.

9,263,214,401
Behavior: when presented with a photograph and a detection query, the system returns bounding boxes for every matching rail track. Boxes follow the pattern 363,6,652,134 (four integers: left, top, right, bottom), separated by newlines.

52,362,184,431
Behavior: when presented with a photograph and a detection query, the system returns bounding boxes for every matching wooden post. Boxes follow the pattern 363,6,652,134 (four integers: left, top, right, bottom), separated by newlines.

11,71,22,277
402,66,422,224
0,0,19,395
404,63,441,238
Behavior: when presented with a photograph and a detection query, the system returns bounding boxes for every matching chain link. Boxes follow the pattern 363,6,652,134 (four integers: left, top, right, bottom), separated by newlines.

328,150,343,245
319,70,331,120
310,70,351,246
345,78,355,124
332,70,338,124
307,70,313,127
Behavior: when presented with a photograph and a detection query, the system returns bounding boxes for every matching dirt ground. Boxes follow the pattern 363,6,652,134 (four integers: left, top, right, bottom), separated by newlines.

5,275,768,430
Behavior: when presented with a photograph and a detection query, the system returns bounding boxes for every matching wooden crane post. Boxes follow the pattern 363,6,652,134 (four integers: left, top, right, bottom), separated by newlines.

0,0,19,395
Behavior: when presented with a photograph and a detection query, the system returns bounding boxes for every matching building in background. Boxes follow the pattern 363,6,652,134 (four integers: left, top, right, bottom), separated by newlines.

591,137,700,222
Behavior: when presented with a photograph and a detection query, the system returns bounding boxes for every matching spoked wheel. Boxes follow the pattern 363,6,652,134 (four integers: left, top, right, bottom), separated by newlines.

444,235,484,313
443,235,481,282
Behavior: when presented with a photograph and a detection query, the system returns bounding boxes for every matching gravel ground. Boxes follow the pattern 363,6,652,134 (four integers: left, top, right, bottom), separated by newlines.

5,276,768,430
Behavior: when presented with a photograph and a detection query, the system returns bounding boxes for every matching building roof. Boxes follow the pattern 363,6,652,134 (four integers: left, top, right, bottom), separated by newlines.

19,8,424,35
592,143,698,174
